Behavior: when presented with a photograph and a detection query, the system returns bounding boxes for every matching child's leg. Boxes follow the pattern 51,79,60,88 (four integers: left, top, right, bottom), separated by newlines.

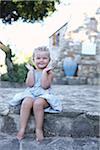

33,98,49,141
17,97,33,140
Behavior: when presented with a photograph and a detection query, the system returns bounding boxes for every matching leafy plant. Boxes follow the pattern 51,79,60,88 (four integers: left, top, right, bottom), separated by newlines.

1,63,28,83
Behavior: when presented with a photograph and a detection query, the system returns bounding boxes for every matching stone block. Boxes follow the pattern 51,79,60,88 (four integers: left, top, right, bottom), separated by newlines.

0,109,99,138
66,77,87,85
71,115,94,137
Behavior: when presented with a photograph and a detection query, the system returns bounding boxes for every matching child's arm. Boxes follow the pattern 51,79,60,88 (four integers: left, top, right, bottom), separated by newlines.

41,67,54,89
25,64,35,87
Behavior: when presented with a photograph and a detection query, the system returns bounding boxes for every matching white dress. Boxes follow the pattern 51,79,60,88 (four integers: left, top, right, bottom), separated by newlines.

9,70,62,113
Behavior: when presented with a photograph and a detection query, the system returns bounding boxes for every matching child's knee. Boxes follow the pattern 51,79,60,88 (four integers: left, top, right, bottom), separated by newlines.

22,97,33,107
34,99,44,110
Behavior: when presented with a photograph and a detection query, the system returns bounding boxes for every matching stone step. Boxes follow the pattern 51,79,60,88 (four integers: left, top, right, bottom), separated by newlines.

0,85,100,139
0,107,99,138
53,76,100,85
0,133,99,150
53,77,87,85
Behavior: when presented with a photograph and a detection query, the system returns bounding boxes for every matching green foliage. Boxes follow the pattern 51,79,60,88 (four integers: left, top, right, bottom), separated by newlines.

1,73,9,81
0,0,60,24
1,63,28,83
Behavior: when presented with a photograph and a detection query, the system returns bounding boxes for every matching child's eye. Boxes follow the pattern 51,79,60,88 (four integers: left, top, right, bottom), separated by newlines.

36,57,40,59
43,57,48,59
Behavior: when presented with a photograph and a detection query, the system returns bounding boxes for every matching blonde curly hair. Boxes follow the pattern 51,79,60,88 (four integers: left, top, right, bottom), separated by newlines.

33,46,51,60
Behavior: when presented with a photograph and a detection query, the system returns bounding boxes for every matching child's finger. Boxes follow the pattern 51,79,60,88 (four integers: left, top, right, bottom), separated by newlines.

25,64,34,70
45,67,52,72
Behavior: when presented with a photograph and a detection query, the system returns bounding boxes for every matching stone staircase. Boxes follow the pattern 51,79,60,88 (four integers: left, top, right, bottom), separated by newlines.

0,107,99,150
0,85,100,149
1,106,99,138
53,76,87,85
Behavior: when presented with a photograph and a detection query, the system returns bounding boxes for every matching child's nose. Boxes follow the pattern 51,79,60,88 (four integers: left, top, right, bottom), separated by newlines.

40,58,44,61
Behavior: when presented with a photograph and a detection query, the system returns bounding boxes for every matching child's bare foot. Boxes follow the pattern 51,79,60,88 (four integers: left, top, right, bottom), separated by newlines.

16,129,25,140
36,129,44,142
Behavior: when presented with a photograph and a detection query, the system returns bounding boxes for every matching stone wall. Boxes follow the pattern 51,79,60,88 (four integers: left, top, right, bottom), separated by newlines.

50,10,100,85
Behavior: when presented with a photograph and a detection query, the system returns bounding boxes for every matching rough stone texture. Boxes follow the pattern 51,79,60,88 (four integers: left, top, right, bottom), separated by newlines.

71,115,95,137
49,12,100,85
0,133,99,150
0,85,100,138
0,84,100,149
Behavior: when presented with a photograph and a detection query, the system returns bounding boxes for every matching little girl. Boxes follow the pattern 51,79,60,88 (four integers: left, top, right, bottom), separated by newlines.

9,46,62,142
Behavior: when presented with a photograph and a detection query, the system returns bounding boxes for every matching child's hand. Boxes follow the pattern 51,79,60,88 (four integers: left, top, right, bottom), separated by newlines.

43,67,52,73
25,63,35,71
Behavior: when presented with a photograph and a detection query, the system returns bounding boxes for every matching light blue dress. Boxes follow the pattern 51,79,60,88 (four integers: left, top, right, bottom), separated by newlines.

9,70,62,113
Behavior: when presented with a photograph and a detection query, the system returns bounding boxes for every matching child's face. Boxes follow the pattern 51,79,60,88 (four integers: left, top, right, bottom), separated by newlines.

34,51,50,70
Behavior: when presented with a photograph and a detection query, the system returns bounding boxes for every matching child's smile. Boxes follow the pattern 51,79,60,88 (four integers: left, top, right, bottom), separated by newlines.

34,51,50,70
